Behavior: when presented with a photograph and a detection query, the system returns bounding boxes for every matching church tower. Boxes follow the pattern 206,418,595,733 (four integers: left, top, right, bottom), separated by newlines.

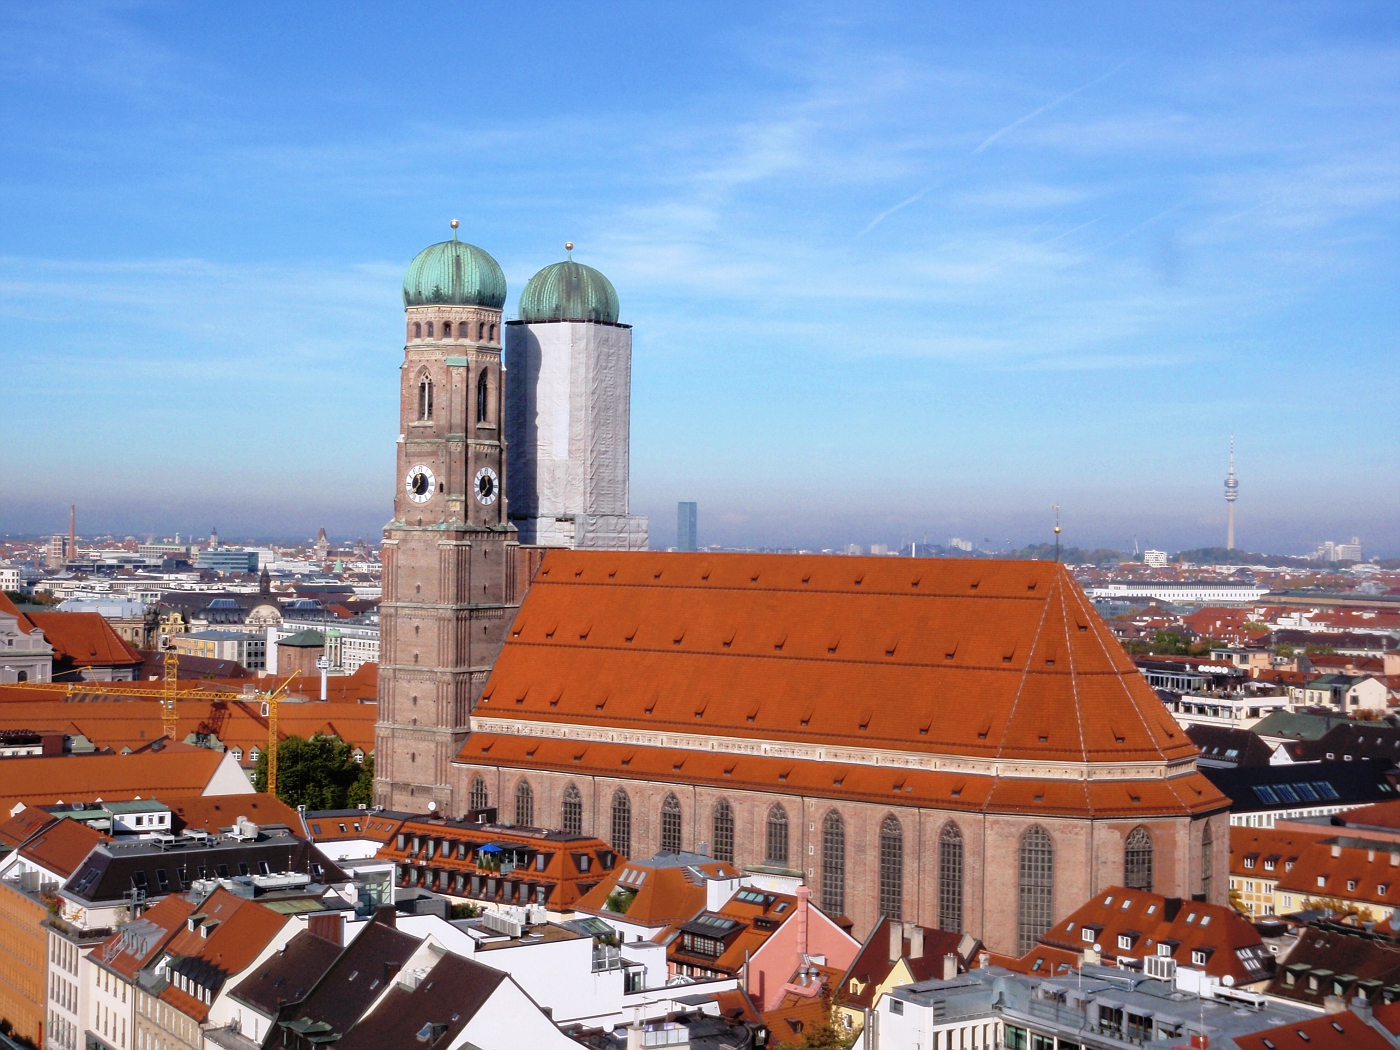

504,247,648,549
375,223,521,813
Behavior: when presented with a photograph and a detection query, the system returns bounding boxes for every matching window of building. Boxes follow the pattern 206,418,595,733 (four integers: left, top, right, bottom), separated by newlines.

1191,950,1207,966
939,822,964,934
469,775,488,811
413,322,422,338
426,321,434,337
418,376,434,420
561,784,582,836
1125,826,1153,892
1018,825,1054,954
442,321,452,337
1202,822,1214,900
879,815,903,921
765,804,789,865
514,779,533,826
611,790,631,857
661,794,683,853
822,811,845,917
712,800,735,863
477,369,489,423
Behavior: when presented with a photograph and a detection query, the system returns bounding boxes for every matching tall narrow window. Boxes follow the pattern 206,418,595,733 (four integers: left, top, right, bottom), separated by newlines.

938,822,964,934
469,776,488,811
660,794,682,853
478,321,486,340
413,322,422,338
821,811,845,916
561,784,582,836
1201,822,1214,901
418,375,434,420
442,321,452,337
611,790,631,857
878,815,903,920
1125,826,1153,892
477,369,489,423
489,323,497,341
1018,826,1054,953
712,801,734,863
426,321,434,337
765,804,789,865
514,780,533,826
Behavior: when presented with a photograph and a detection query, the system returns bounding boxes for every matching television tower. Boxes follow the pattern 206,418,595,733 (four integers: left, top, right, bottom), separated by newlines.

1224,436,1238,550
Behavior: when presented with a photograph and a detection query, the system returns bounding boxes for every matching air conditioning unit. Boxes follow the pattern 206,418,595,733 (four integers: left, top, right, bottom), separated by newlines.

1145,955,1177,981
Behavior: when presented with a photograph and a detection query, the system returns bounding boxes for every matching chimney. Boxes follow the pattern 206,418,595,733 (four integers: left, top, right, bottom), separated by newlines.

1163,897,1183,923
373,904,397,929
942,953,957,980
384,961,400,985
307,912,343,946
1354,991,1373,1022
889,920,902,964
907,923,924,961
796,885,810,958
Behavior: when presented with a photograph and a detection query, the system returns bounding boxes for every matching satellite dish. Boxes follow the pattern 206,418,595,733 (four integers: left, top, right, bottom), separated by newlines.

427,801,438,812
1222,975,1235,987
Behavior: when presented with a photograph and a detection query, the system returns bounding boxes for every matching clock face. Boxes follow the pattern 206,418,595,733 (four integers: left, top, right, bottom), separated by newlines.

474,466,499,506
405,464,436,504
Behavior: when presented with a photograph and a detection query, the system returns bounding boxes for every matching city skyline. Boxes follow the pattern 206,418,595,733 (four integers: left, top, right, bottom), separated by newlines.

2,3,1397,554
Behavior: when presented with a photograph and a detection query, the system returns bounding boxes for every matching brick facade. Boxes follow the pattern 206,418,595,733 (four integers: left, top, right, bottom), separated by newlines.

374,298,522,814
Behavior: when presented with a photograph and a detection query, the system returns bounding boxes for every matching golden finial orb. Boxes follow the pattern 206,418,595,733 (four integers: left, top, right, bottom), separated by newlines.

450,219,459,229
565,242,574,252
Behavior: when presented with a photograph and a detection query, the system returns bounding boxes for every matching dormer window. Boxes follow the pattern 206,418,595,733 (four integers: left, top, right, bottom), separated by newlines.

1347,880,1358,892
1081,928,1095,943
1117,934,1134,950
1244,857,1255,869
1191,950,1207,966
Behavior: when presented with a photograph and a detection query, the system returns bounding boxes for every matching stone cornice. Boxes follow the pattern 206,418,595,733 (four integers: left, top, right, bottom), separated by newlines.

468,715,1197,782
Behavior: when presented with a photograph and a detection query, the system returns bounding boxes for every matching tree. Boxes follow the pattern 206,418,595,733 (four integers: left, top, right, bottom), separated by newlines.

796,988,856,1050
252,734,372,810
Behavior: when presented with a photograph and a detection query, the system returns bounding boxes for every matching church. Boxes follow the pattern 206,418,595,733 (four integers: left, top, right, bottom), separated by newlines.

374,227,1229,955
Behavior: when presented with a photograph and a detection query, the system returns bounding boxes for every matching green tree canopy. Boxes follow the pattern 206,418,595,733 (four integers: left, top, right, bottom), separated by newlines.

252,734,374,810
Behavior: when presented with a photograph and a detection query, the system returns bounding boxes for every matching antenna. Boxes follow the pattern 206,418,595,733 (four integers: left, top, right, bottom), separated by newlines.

1052,505,1061,563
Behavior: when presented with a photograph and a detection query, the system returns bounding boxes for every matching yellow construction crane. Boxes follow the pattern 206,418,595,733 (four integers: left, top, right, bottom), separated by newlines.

262,670,303,798
163,646,180,739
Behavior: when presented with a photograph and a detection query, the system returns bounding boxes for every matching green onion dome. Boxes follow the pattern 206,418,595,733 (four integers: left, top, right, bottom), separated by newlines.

403,231,507,309
518,252,619,324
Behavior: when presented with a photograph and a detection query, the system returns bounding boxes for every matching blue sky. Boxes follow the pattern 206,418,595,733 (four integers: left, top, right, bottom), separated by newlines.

1,2,1397,554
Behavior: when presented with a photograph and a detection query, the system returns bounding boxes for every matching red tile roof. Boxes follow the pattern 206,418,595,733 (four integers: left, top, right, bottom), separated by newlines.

574,856,740,927
17,816,104,878
479,553,1197,767
458,732,1224,818
1236,1009,1394,1050
1039,886,1271,985
162,793,300,834
156,887,289,1022
26,611,142,669
0,749,234,813
94,893,198,980
1274,839,1400,912
1230,826,1329,879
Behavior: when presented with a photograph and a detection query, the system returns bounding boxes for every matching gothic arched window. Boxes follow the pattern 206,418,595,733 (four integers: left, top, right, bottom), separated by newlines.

489,323,497,341
611,790,631,857
426,321,434,338
514,779,533,827
1125,826,1154,892
939,822,964,934
468,776,488,812
561,784,582,836
418,375,434,420
478,321,486,340
712,801,734,863
821,811,845,917
413,322,421,339
878,815,903,920
477,369,489,424
1018,826,1054,953
660,794,682,853
765,804,789,865
1202,822,1214,900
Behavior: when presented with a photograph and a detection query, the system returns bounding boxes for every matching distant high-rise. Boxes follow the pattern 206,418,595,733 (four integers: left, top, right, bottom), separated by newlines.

677,502,698,552
1223,436,1239,550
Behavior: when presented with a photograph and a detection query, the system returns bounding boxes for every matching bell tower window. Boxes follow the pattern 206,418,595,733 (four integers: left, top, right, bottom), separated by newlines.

418,376,434,420
442,321,452,337
426,321,434,337
477,369,489,423
413,322,421,339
